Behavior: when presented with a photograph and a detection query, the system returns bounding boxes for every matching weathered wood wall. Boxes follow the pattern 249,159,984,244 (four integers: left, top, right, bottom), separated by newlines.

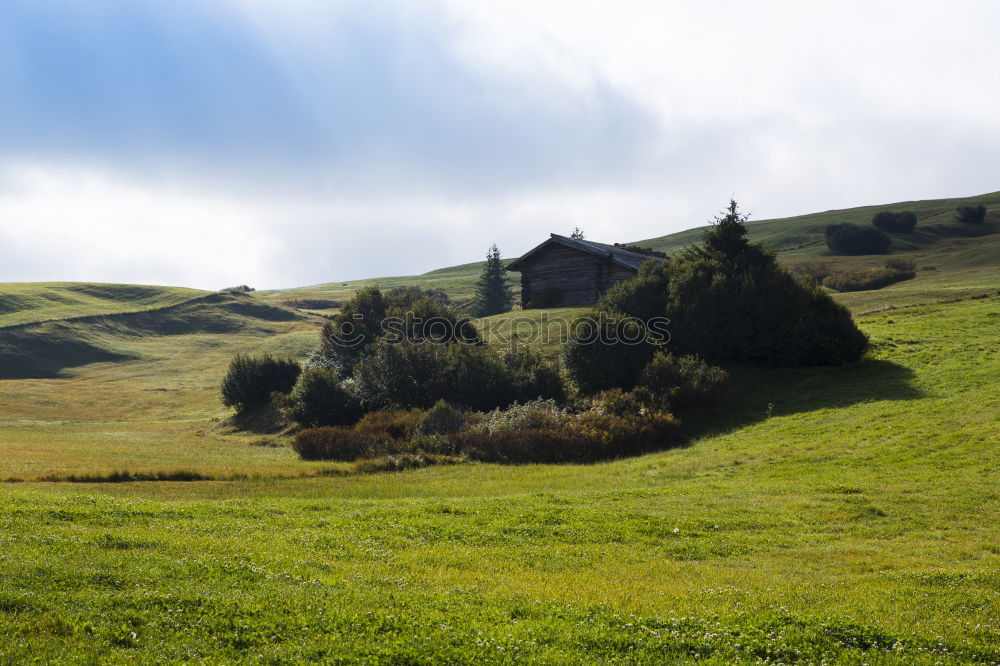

518,245,637,308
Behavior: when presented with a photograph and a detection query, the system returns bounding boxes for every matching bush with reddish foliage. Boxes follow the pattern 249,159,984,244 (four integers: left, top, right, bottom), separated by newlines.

637,352,729,410
823,268,915,292
451,408,680,464
292,427,383,461
353,408,425,440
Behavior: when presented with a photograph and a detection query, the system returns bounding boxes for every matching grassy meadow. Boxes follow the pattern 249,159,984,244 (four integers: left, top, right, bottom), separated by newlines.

1,192,999,662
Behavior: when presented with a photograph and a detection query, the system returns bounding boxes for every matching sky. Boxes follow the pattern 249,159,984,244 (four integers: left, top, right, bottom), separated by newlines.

1,0,998,289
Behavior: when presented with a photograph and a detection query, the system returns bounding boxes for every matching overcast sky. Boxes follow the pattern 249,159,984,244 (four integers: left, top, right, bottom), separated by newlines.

1,1,998,289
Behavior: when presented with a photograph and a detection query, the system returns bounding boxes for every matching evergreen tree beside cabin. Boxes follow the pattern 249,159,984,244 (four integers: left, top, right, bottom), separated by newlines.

506,234,667,309
472,244,514,316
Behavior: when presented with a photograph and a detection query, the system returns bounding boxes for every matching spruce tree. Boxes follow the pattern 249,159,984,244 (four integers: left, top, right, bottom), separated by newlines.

473,244,513,316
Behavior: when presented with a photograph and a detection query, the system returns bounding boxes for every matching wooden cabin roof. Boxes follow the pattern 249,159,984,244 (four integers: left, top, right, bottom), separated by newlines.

506,234,667,272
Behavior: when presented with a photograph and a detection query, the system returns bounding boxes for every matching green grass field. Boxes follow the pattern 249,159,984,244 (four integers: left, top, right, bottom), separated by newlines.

1,193,999,662
1,295,997,663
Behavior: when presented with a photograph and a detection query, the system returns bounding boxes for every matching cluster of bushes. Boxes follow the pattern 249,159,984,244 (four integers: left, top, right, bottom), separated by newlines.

871,210,917,233
572,201,868,375
224,199,873,472
823,268,915,292
223,285,564,429
788,261,833,285
819,258,917,293
883,258,916,271
289,347,727,465
955,205,987,225
293,393,683,465
351,340,564,412
824,223,892,255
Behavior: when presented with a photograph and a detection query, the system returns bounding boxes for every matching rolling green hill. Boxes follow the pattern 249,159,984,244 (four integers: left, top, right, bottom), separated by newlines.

637,189,1000,257
0,282,205,328
259,190,1000,313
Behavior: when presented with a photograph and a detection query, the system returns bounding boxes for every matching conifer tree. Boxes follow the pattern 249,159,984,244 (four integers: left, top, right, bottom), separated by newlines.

473,244,513,316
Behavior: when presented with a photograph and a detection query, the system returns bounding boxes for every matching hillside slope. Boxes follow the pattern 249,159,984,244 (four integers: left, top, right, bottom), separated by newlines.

0,282,205,328
259,190,1000,310
0,291,310,380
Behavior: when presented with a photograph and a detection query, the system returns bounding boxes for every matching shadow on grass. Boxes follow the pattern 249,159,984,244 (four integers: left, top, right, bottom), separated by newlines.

680,357,922,440
0,333,136,379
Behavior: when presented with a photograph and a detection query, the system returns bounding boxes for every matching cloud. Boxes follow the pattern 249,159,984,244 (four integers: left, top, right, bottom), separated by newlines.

1,0,999,288
0,0,658,194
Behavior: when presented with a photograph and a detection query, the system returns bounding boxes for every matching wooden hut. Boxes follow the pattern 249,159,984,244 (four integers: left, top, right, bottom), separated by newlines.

506,234,667,308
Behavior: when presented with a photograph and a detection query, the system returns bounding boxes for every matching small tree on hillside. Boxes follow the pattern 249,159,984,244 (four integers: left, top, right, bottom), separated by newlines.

473,244,513,317
955,205,987,224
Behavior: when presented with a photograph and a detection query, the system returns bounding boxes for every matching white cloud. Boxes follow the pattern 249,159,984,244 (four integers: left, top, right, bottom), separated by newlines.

2,1,999,288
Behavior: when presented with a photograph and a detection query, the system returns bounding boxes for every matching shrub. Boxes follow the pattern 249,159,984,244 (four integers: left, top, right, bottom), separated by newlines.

351,342,446,410
414,400,465,436
407,434,456,455
286,368,361,427
292,427,381,461
825,223,892,255
638,352,729,410
474,399,572,434
598,259,672,322
451,428,597,464
664,246,868,365
590,388,649,417
452,408,681,464
884,257,916,271
822,268,916,292
580,200,868,368
955,205,987,224
502,346,567,404
432,343,517,411
574,408,681,456
354,409,425,440
561,310,656,394
220,354,301,414
352,452,459,474
351,340,552,412
317,286,479,376
787,261,833,285
872,210,917,233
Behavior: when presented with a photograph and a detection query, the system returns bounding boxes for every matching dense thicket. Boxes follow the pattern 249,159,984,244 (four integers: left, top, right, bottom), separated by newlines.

823,268,915,293
825,223,892,255
286,367,361,427
220,354,301,414
319,286,479,376
871,210,917,233
570,200,867,379
561,310,656,394
955,205,987,224
351,340,563,412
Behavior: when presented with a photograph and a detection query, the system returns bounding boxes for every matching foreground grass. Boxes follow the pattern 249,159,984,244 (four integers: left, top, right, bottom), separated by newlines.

0,295,997,662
